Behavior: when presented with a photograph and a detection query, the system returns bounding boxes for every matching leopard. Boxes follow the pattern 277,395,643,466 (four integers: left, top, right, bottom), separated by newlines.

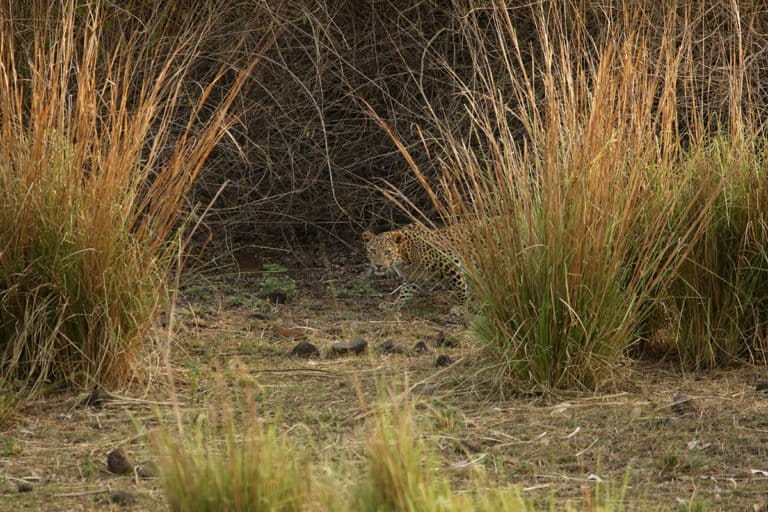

362,223,471,310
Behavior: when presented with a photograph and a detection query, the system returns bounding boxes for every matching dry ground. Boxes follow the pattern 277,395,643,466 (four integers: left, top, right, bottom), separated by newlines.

3,248,768,511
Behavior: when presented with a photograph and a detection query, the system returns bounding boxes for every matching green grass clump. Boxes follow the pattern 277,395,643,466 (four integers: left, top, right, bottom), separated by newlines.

354,400,458,511
665,138,768,368
156,405,310,512
374,1,768,388
380,7,714,390
0,2,250,399
354,397,534,512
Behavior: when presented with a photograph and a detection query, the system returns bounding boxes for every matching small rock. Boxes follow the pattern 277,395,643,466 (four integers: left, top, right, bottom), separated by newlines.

433,331,459,348
81,386,111,408
331,338,368,356
290,341,320,358
109,490,136,506
456,439,482,454
756,381,768,393
379,339,404,354
17,482,33,493
136,462,158,479
435,354,453,367
670,393,697,415
412,341,430,354
260,289,288,304
107,448,132,475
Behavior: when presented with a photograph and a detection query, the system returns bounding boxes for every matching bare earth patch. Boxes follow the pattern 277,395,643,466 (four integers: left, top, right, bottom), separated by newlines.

2,259,768,511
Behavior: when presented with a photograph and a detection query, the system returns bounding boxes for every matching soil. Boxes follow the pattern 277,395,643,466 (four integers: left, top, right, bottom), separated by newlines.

2,248,768,511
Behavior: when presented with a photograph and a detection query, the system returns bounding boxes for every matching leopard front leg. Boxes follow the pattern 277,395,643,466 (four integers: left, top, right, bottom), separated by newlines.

448,273,473,317
396,281,420,306
378,281,420,310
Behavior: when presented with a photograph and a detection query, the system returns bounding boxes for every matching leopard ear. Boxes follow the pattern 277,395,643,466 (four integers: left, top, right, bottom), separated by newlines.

390,231,405,245
362,230,374,241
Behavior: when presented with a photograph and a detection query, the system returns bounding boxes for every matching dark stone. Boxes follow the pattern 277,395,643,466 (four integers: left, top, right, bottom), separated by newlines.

81,386,111,408
290,341,320,358
107,448,132,475
331,338,368,356
17,482,33,493
109,490,136,506
412,341,430,354
757,381,768,393
379,339,405,354
456,439,482,454
260,289,288,304
433,331,459,348
435,354,453,367
670,393,697,415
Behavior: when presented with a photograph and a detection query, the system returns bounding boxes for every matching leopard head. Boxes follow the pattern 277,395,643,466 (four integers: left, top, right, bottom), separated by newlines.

362,229,406,276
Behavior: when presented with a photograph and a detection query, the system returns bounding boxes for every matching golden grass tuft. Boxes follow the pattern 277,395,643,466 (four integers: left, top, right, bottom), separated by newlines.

374,2,768,389
155,396,311,512
0,1,252,398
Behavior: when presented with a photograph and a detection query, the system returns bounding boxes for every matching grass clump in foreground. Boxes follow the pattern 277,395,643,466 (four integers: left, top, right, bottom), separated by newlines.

0,2,250,400
155,397,311,512
352,396,529,512
155,383,628,511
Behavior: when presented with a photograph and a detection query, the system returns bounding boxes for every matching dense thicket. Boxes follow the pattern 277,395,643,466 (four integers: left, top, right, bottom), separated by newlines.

15,1,768,244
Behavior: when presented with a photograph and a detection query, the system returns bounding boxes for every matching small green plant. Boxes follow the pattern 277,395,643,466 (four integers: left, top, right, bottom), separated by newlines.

656,450,692,476
182,360,203,377
78,458,97,480
259,263,296,297
0,382,17,427
237,338,259,355
183,285,214,302
680,500,713,512
336,278,378,299
3,437,23,457
226,294,257,309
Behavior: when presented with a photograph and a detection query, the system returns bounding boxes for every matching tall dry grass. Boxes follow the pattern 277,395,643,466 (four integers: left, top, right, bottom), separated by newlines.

665,136,768,368
376,2,768,389
0,1,253,397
